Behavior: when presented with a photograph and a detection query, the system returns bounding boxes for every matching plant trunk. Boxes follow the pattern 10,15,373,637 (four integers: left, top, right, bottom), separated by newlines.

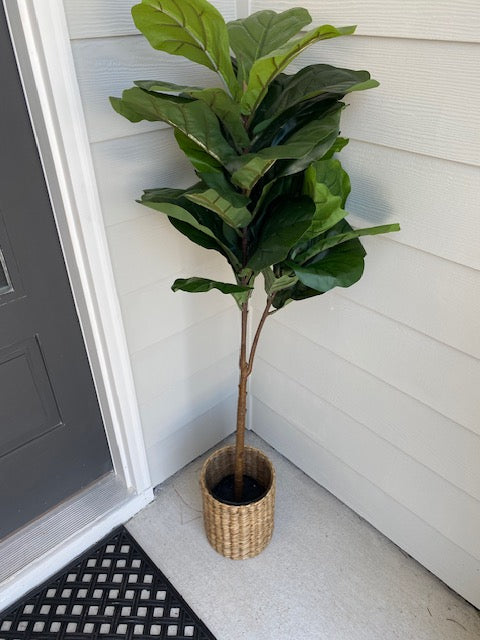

234,302,249,501
233,297,273,502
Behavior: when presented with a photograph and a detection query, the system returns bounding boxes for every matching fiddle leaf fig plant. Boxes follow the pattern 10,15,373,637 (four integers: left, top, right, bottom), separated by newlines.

111,0,399,502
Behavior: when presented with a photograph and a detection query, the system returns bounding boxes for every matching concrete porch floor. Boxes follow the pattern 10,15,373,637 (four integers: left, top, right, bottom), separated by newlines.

127,433,480,640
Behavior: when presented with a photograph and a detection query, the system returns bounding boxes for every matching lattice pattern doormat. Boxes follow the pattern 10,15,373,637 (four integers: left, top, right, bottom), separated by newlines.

0,526,216,639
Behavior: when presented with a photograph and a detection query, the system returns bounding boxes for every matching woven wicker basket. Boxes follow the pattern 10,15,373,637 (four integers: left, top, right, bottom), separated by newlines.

200,445,275,559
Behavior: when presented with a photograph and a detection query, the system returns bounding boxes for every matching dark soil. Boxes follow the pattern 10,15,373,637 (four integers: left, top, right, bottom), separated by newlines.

211,474,267,506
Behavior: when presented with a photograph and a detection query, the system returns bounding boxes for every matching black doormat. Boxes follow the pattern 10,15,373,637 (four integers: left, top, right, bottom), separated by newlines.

0,526,216,639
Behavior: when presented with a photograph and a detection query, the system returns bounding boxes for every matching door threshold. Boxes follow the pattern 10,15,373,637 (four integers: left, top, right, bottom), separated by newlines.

0,473,153,611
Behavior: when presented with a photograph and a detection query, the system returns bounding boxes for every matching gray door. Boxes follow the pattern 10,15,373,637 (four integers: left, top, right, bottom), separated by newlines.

0,6,112,539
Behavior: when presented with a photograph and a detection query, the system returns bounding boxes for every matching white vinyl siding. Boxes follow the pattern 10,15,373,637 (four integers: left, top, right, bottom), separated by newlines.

63,0,239,485
63,0,480,608
250,0,480,608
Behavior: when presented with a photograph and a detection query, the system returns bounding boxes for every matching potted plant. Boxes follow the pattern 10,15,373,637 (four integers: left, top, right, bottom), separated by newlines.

111,0,399,559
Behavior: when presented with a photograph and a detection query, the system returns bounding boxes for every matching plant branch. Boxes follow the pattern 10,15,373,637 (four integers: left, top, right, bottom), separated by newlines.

246,294,274,376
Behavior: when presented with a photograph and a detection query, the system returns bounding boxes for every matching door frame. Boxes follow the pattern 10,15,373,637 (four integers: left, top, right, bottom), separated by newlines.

1,0,153,608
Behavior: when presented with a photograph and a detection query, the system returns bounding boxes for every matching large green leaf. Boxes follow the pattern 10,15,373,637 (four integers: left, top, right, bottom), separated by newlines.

322,137,349,159
168,217,227,256
287,237,366,293
174,130,223,174
241,23,356,115
141,186,240,249
260,110,341,163
230,108,341,189
139,189,241,268
310,157,351,206
272,280,324,309
188,88,250,149
227,8,311,86
172,277,253,305
186,187,252,229
110,87,235,165
247,196,315,271
298,160,350,241
134,80,204,93
255,64,378,127
296,222,400,264
262,268,298,295
276,107,343,177
132,0,239,98
136,82,250,149
230,157,275,192
300,179,346,242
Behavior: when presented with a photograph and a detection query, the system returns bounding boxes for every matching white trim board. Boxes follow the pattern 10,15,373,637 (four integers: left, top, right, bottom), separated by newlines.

2,0,151,492
1,0,153,605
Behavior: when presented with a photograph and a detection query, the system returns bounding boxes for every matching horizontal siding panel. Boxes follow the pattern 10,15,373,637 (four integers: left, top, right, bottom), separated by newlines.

140,353,237,448
92,129,196,227
290,37,480,165
273,294,480,435
131,307,239,405
255,363,400,489
146,395,235,486
120,256,234,354
255,324,480,501
251,0,480,43
65,0,236,39
384,454,480,562
340,237,480,358
252,399,480,608
72,37,220,144
106,213,208,296
253,367,480,560
343,140,480,270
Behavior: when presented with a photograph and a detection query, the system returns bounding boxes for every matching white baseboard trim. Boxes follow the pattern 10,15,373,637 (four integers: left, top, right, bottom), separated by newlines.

252,397,480,609
0,482,153,612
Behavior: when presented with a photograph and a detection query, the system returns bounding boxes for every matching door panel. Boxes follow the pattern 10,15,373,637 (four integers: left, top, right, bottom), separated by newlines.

0,5,113,538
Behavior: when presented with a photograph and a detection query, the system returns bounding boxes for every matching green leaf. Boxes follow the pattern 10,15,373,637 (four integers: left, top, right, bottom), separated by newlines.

322,136,349,160
296,222,401,264
185,187,252,229
139,191,241,268
172,277,253,305
134,80,204,93
132,0,239,98
110,88,235,165
262,268,298,294
247,196,316,271
230,156,275,191
276,107,343,177
231,107,342,189
287,237,366,293
256,64,378,125
272,280,324,309
188,88,250,149
241,23,356,115
168,217,227,255
310,157,351,207
136,82,250,149
227,8,311,85
174,130,223,174
260,109,342,163
110,96,146,122
230,107,341,190
298,160,350,242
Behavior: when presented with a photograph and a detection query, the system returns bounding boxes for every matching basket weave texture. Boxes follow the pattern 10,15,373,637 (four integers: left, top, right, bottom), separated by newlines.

200,445,275,560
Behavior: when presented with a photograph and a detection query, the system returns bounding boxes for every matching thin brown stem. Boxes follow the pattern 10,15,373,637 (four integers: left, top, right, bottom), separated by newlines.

246,296,274,376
